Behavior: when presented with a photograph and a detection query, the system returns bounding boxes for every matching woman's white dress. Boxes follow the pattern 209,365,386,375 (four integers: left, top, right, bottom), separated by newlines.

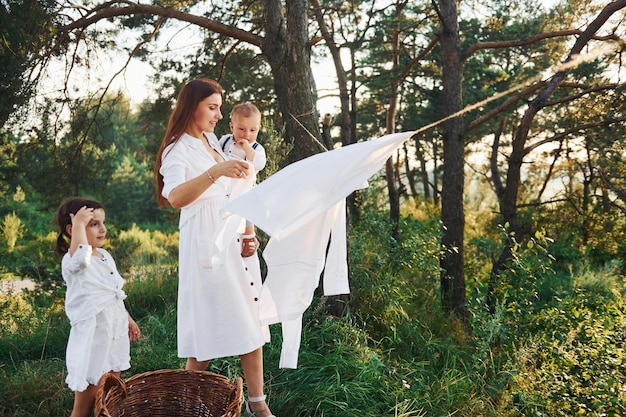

160,132,269,361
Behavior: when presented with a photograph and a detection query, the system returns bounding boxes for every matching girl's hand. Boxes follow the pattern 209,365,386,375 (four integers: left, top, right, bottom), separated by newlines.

70,206,95,228
128,315,141,342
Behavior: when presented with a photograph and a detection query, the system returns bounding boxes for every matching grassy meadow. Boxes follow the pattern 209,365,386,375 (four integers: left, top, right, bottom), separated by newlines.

1,207,625,416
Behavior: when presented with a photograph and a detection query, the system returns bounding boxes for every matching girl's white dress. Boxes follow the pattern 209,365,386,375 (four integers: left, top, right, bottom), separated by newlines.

160,132,269,361
63,245,130,392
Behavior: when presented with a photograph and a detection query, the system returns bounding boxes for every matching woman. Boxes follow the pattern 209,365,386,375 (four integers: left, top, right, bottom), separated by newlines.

154,78,274,417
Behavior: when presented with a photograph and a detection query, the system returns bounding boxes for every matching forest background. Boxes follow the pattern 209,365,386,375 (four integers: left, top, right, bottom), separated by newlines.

1,0,626,416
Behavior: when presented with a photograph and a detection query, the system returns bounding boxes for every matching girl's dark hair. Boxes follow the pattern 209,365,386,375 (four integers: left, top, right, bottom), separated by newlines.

153,78,223,207
53,197,104,257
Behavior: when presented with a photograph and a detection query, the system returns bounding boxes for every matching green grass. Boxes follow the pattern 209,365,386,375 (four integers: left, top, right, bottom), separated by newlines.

1,215,626,416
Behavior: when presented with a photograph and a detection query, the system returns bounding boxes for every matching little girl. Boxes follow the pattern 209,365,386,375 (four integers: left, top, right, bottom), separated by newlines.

54,197,141,417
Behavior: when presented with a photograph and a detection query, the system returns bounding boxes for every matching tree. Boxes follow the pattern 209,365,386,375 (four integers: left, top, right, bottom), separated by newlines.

373,1,438,240
107,154,157,228
310,0,368,222
46,0,322,163
0,0,57,127
486,0,626,311
6,0,626,324
436,0,468,319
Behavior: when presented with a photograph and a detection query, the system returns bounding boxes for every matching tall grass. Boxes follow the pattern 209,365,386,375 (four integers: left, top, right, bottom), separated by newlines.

1,217,626,416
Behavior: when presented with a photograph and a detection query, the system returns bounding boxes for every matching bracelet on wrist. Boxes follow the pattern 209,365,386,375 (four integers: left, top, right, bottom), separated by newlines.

206,170,216,184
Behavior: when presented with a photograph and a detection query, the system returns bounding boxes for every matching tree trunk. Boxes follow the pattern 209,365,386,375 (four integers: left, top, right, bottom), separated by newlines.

321,113,333,149
383,2,405,242
412,139,430,200
310,0,353,149
433,140,439,205
404,143,419,202
438,0,468,321
263,0,323,162
310,0,363,221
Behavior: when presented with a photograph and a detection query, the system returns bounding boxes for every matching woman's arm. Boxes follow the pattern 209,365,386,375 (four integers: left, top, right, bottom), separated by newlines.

167,160,253,208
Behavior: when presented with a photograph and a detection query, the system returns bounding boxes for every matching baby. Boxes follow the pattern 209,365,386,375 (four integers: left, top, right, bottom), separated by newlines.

220,102,267,257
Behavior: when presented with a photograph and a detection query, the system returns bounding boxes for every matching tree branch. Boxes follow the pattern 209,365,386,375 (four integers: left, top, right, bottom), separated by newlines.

490,117,506,199
464,29,621,59
596,166,626,213
543,83,618,107
524,116,626,156
535,139,564,202
467,81,546,132
59,0,264,48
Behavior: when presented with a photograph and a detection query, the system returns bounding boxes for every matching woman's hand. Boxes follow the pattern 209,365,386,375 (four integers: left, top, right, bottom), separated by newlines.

168,160,252,208
215,159,251,179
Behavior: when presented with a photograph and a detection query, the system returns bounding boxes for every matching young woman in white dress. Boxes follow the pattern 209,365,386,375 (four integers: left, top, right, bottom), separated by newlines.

154,78,275,417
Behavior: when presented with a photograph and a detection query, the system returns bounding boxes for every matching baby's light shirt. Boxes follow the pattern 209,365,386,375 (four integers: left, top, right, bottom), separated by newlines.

219,134,267,172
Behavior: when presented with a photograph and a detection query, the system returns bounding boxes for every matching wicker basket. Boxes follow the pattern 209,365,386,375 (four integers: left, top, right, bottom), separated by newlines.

95,369,243,417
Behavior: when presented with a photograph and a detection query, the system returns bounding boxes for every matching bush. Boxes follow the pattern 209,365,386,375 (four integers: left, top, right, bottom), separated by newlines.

507,284,626,415
109,224,178,273
1,212,25,253
0,232,61,289
0,292,68,363
2,211,626,417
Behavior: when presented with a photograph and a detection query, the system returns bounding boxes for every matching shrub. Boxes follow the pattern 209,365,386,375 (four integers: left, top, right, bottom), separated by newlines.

0,292,68,363
507,285,626,415
1,212,25,253
109,224,178,273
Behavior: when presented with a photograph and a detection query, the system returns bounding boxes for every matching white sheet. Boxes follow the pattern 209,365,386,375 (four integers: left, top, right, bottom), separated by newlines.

223,131,414,368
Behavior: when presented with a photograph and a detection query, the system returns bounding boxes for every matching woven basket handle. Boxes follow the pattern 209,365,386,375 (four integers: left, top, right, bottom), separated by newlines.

95,372,127,417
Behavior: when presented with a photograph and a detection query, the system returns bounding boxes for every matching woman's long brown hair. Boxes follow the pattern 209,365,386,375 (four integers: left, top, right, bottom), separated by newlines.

153,78,223,207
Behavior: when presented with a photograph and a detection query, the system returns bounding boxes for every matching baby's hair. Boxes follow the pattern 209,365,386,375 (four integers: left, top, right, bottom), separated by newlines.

230,102,261,120
53,197,105,257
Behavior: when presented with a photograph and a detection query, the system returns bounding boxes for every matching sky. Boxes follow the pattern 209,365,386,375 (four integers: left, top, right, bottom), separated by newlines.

96,0,562,116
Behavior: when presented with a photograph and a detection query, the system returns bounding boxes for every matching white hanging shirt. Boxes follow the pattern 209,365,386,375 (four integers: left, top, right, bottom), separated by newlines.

224,131,414,368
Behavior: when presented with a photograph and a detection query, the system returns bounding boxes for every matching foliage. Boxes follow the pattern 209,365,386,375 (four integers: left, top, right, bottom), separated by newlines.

0,231,60,290
106,154,158,229
256,118,292,180
468,224,626,415
348,207,445,357
0,0,58,126
109,224,178,273
1,213,626,416
0,291,67,364
1,212,25,253
0,187,53,239
505,275,626,415
1,0,626,415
